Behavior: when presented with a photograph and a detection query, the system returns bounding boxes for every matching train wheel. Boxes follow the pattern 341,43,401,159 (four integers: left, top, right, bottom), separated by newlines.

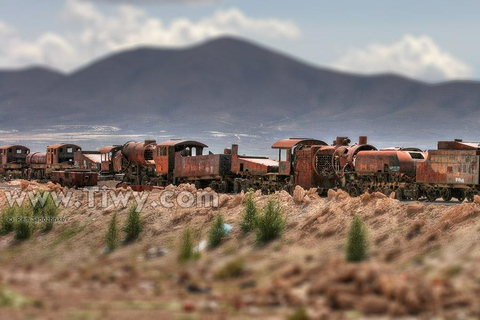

457,190,465,202
426,188,437,202
233,180,241,193
466,191,475,202
218,181,228,194
348,185,360,197
441,188,452,202
395,188,404,201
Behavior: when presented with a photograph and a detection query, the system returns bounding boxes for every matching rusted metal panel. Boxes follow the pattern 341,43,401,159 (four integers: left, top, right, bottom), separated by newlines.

74,151,101,171
112,150,125,173
416,150,479,185
438,140,480,150
355,151,417,177
99,146,122,172
51,170,98,187
0,145,30,165
231,144,278,175
156,140,207,176
122,140,156,166
158,139,207,148
234,157,278,175
271,138,327,149
333,144,377,171
294,145,337,190
174,153,231,179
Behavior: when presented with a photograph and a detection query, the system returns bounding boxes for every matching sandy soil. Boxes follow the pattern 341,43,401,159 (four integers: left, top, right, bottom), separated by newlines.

1,181,480,319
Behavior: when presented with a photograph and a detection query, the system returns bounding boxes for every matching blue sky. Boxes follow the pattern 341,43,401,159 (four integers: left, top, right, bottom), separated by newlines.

0,0,478,82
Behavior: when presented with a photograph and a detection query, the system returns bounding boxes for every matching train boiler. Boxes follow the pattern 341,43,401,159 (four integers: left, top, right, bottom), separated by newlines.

352,149,425,199
121,140,157,185
271,138,333,193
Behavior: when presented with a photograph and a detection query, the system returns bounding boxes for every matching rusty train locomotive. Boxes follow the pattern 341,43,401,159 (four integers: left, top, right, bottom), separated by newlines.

1,136,479,202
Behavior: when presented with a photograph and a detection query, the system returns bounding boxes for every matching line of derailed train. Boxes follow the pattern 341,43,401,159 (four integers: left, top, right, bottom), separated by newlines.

1,136,480,202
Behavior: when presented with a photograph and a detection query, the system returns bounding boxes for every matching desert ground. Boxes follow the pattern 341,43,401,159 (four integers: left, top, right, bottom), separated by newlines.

0,181,479,319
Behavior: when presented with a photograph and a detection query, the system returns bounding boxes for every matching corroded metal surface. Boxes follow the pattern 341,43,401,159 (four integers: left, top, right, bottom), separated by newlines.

416,150,479,185
0,145,30,164
51,170,98,187
231,144,278,175
355,151,418,177
271,138,327,149
46,144,81,165
122,140,156,166
174,153,231,179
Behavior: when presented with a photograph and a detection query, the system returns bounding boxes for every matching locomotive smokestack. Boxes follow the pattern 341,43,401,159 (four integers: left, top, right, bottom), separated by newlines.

335,137,350,146
359,136,367,145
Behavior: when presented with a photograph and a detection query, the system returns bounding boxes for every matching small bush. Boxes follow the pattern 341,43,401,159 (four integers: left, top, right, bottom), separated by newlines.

208,213,227,249
287,306,309,320
178,226,199,263
215,258,245,279
14,205,33,240
240,189,258,233
123,204,143,243
346,215,369,262
105,212,118,252
255,196,286,244
0,206,15,235
41,193,58,232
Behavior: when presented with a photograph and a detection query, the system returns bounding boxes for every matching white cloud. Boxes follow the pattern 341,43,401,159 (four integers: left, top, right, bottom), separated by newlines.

85,0,221,4
0,0,300,71
0,24,77,71
333,35,473,82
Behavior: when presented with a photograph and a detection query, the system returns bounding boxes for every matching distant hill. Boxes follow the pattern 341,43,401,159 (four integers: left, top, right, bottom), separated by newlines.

1,37,480,152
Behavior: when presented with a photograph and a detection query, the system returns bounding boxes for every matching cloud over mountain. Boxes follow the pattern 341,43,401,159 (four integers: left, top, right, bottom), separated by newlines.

0,0,300,72
334,35,473,82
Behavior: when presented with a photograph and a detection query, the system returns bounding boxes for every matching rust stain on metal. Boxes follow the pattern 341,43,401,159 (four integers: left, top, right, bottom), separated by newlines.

122,140,156,166
416,150,479,185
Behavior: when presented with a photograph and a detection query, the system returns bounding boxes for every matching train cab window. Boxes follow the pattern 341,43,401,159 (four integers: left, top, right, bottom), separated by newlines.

279,149,288,161
191,148,197,156
158,147,167,157
67,147,73,153
180,147,191,157
59,148,63,153
409,152,424,159
8,148,12,153
16,149,22,154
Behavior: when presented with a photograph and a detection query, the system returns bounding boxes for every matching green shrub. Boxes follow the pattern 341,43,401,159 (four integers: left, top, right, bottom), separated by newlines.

287,306,309,320
32,189,46,217
0,206,15,235
41,193,58,232
240,189,258,233
208,213,227,249
105,212,118,252
255,196,285,244
178,226,199,263
123,204,143,243
215,258,245,279
346,215,369,262
14,205,33,240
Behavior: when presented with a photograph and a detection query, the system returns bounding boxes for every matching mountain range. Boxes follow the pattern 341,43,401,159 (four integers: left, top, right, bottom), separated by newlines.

1,37,480,153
